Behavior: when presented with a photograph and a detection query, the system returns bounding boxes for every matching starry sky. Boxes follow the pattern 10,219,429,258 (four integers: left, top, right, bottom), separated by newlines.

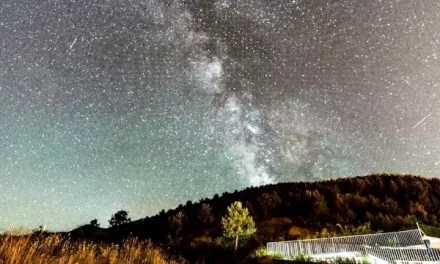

1,0,440,231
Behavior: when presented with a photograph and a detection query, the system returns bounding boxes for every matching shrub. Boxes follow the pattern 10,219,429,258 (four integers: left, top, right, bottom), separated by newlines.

291,254,316,262
253,246,268,258
250,246,284,259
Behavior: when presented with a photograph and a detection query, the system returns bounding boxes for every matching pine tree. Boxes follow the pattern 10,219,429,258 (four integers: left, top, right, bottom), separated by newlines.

258,191,282,217
221,201,256,253
198,204,214,225
169,211,186,238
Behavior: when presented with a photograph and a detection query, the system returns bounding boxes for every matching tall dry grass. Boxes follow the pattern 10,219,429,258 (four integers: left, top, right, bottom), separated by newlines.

0,230,186,264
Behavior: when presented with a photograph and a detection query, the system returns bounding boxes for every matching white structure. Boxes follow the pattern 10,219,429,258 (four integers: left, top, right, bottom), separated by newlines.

266,224,440,263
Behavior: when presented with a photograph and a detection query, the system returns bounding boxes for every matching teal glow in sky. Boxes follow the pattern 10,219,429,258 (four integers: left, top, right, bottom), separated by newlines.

1,0,440,231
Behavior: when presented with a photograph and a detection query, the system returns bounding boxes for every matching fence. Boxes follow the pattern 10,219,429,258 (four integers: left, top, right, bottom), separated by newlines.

365,246,440,263
266,226,440,263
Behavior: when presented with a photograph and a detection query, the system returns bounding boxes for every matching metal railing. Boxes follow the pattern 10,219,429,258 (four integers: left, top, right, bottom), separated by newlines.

267,229,423,258
364,246,440,263
266,226,440,263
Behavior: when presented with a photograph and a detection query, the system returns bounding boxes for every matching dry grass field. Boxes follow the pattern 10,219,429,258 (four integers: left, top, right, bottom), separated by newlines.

0,231,185,264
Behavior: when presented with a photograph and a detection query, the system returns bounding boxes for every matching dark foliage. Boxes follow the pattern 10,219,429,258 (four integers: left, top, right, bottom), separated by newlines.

108,210,131,228
71,174,440,263
90,219,100,227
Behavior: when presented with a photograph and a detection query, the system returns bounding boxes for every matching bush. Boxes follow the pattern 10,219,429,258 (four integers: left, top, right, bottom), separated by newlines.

291,254,316,262
253,246,268,258
250,246,284,260
271,252,285,260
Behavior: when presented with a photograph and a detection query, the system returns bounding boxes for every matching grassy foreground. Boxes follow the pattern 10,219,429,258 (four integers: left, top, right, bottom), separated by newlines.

0,231,186,264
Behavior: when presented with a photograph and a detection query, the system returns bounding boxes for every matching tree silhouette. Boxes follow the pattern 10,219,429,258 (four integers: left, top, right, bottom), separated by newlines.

198,204,214,225
258,191,281,217
90,219,100,227
168,211,186,238
221,201,256,254
109,210,131,227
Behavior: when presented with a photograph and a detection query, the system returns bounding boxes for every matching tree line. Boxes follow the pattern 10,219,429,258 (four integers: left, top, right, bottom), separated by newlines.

79,174,440,263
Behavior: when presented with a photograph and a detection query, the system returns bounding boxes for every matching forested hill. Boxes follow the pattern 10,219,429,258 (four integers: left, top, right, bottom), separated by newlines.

75,174,438,240
70,174,440,263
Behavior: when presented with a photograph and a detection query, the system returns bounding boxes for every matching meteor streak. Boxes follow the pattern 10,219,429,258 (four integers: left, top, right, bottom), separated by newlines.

413,113,432,129
69,38,77,50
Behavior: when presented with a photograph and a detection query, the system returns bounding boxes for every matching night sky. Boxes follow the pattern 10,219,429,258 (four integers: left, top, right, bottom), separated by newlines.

1,0,440,231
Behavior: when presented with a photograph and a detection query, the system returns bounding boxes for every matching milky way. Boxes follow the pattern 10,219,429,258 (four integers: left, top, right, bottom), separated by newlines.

1,0,440,231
